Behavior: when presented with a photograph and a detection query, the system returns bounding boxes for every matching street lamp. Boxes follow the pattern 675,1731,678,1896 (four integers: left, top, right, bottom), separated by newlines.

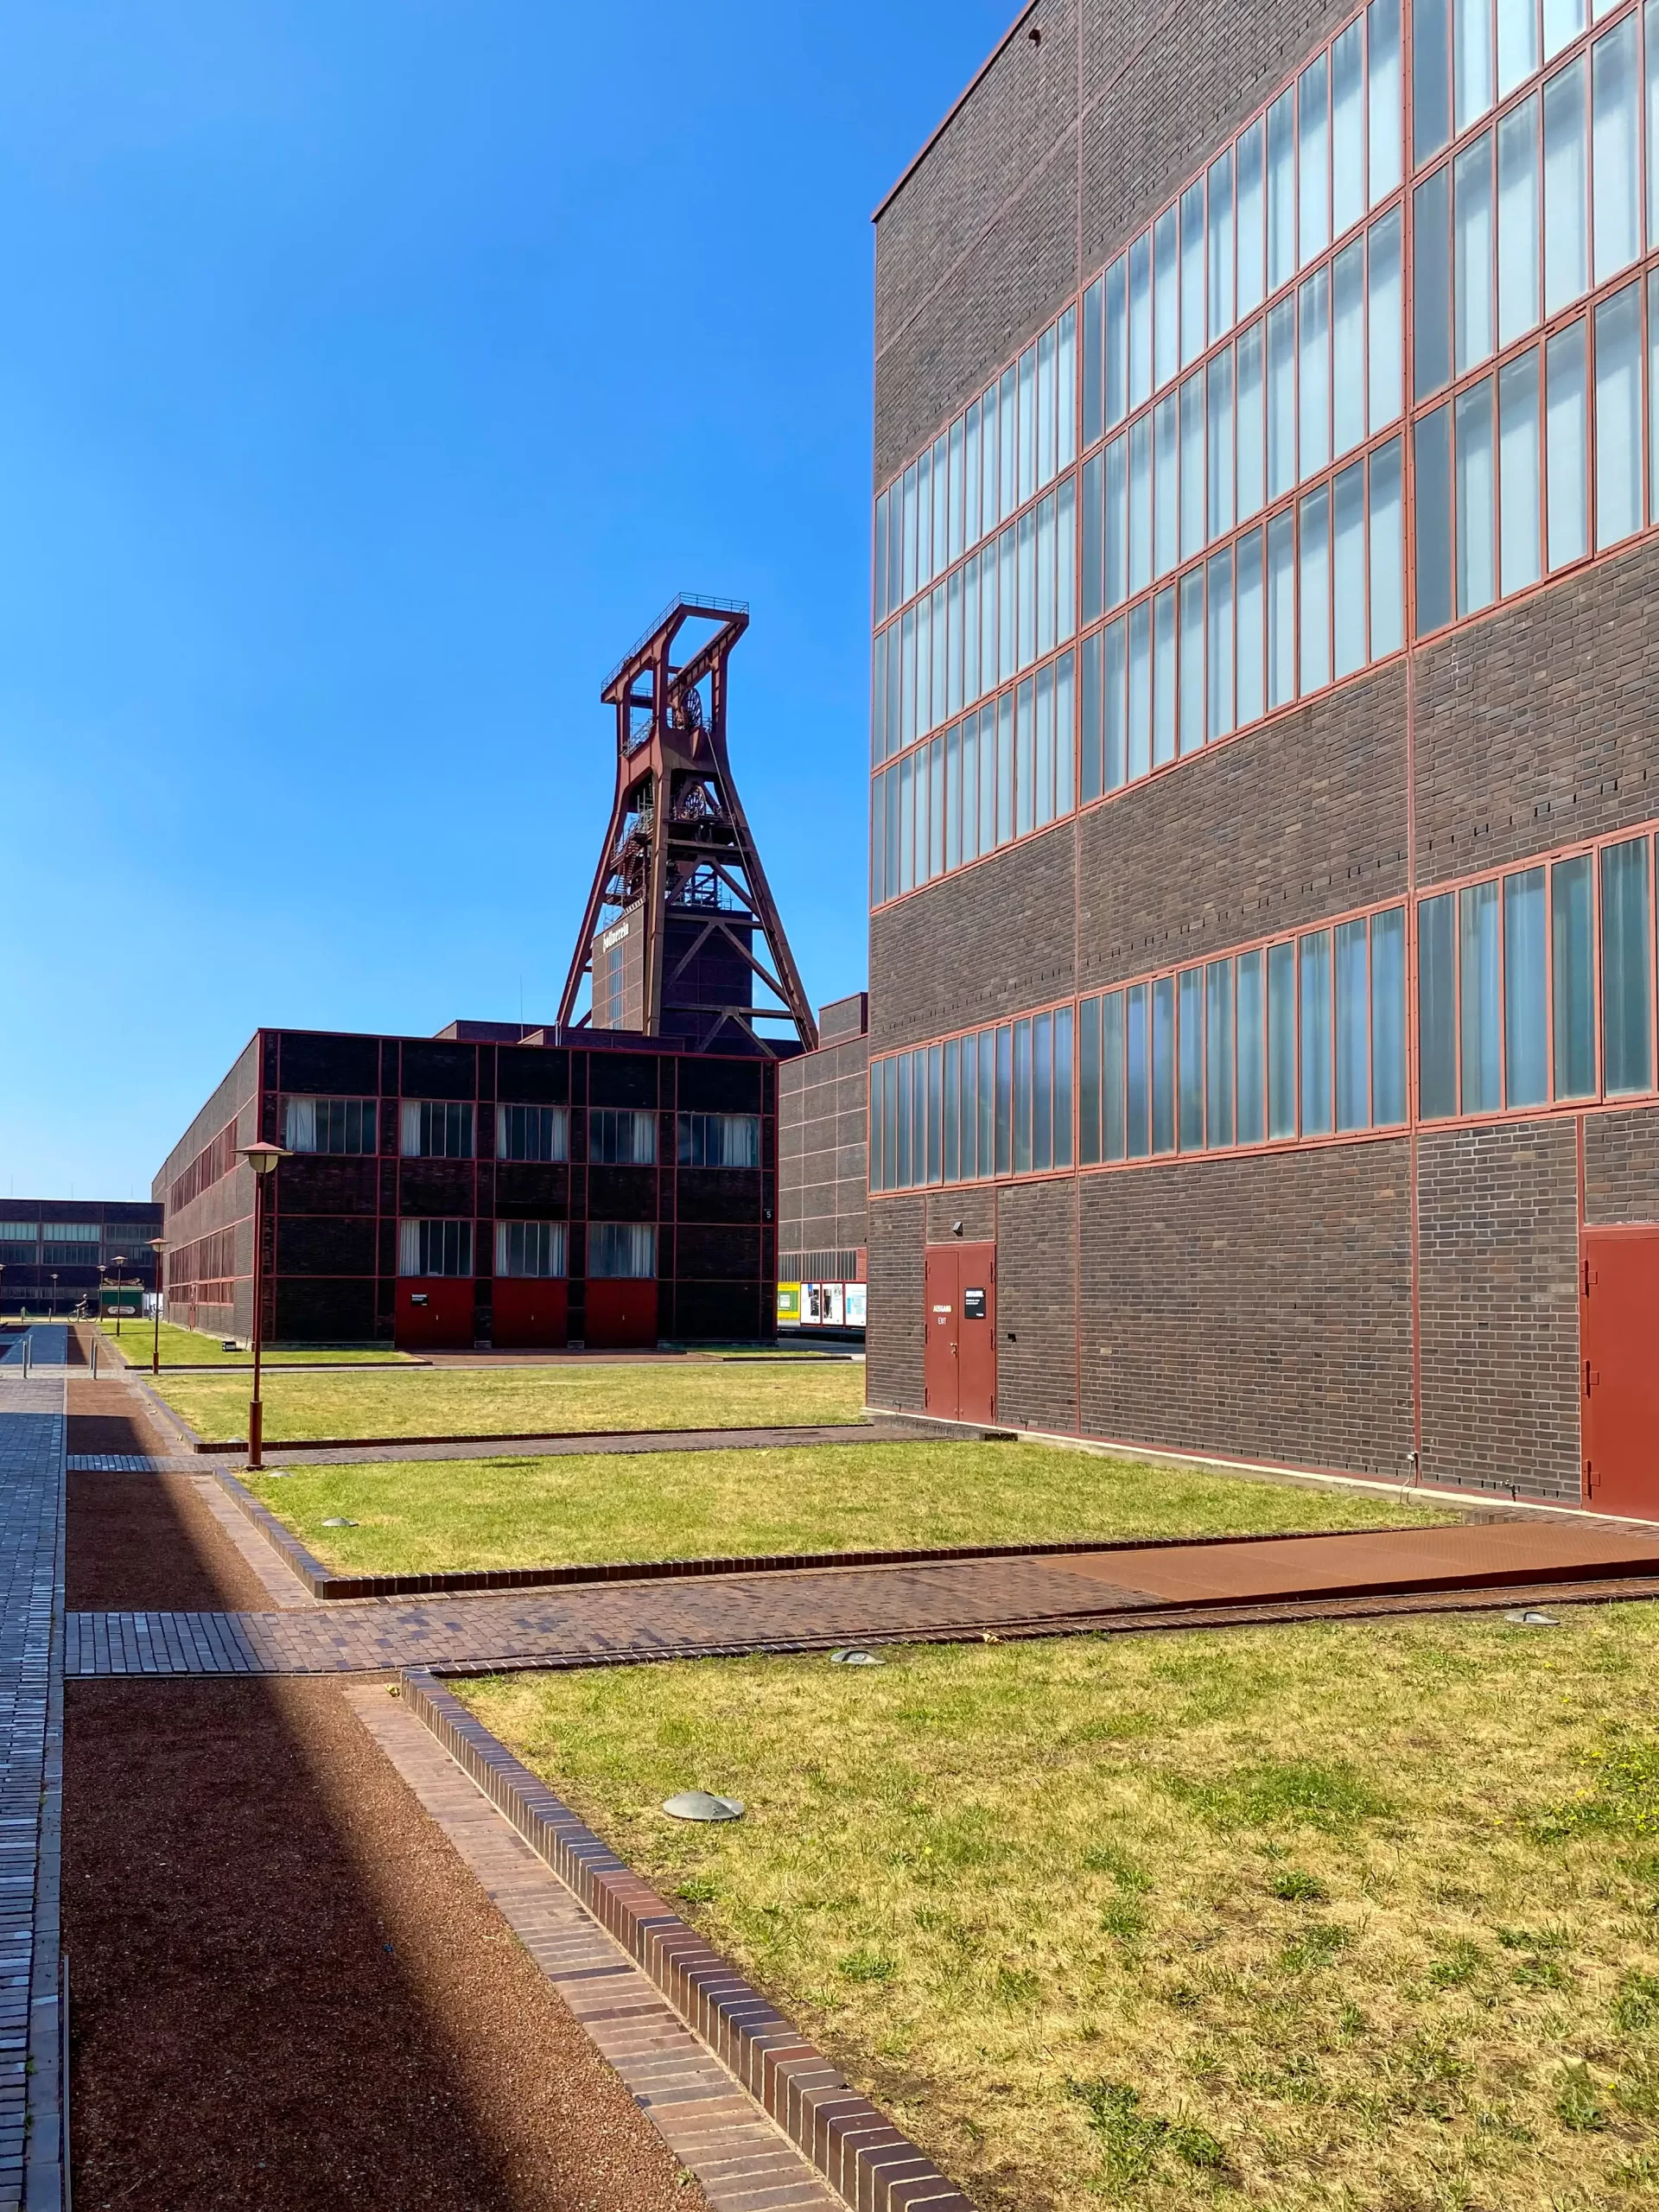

49,1273,57,1319
110,1255,127,1338
149,1237,168,1376
238,1140,290,1470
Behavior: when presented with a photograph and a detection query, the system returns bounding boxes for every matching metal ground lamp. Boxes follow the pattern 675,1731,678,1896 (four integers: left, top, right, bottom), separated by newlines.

238,1141,290,1469
149,1236,168,1375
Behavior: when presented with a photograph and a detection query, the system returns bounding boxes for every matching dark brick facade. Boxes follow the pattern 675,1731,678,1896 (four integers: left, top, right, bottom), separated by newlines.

779,995,869,1279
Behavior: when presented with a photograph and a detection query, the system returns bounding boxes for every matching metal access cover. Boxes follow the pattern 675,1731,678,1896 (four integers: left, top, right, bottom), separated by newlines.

1503,1609,1560,1626
321,1517,358,1528
662,1790,745,1822
830,1649,885,1666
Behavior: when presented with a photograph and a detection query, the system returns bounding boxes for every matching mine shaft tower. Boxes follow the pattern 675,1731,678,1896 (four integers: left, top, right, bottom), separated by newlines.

557,596,817,1058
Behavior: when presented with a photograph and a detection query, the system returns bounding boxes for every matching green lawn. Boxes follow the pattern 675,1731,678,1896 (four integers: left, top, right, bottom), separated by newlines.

155,1357,868,1443
249,1440,1458,1576
466,1604,1659,2212
99,1320,415,1366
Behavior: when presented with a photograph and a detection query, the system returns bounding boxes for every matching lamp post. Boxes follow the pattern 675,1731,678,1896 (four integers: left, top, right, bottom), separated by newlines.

238,1141,289,1470
49,1273,57,1319
149,1237,168,1375
110,1255,127,1338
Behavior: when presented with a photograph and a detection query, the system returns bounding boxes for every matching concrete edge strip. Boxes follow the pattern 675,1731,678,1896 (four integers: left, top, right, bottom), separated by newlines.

399,1669,975,2212
199,1461,1453,1604
184,1421,878,1454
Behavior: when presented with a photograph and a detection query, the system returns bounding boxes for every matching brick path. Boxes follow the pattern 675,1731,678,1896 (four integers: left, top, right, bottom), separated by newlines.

0,1342,68,2209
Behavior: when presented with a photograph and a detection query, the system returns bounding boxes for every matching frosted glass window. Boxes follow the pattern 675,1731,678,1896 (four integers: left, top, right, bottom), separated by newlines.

1055,649,1075,815
1268,91,1296,292
1154,395,1179,577
965,400,982,547
1038,326,1057,490
1499,346,1543,594
932,435,948,580
1300,483,1331,695
1497,95,1541,346
1206,960,1236,1145
929,734,945,879
1129,417,1153,594
1414,165,1452,397
1416,0,1452,165
1105,258,1128,430
1371,906,1407,1123
874,493,889,624
1057,473,1077,642
1058,306,1077,469
1237,526,1266,722
1333,461,1367,678
1019,345,1037,505
1238,118,1266,314
1457,0,1496,128
1602,836,1653,1094
1179,569,1205,755
1650,269,1659,525
1299,269,1330,480
1370,0,1404,201
898,755,914,893
1035,495,1055,659
1418,892,1457,1118
963,553,981,703
1154,206,1179,390
1460,877,1503,1112
901,464,918,601
1078,999,1101,1166
1208,346,1235,537
946,570,963,717
1335,917,1370,1130
1153,587,1177,766
1542,58,1588,315
1592,16,1640,281
1102,995,1126,1160
1544,0,1586,60
1595,282,1642,548
1016,680,1034,837
1546,317,1588,569
1369,209,1404,426
1504,866,1548,1107
1207,547,1235,739
1181,181,1206,366
1104,619,1128,789
1237,320,1266,517
1152,976,1176,1153
1033,668,1053,827
1268,510,1296,707
899,607,915,747
1456,377,1496,616
999,525,1017,677
944,725,960,870
1209,150,1235,337
1649,0,1659,250
1300,930,1333,1134
980,383,999,535
1300,55,1330,267
1128,601,1151,779
1129,232,1153,409
1179,969,1205,1148
918,451,932,591
980,547,998,695
1268,298,1297,496
1000,364,1018,517
1180,374,1205,557
1237,949,1266,1141
1081,278,1101,457
931,581,946,726
1268,940,1297,1139
1553,851,1597,1096
1126,985,1150,1157
997,691,1015,843
1370,435,1405,656
1333,241,1367,457
1333,22,1366,238
1105,434,1128,607
1454,132,1495,372
1414,403,1454,632
1499,0,1540,95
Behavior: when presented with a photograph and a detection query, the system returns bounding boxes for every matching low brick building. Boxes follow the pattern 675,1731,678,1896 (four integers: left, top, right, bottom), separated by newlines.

0,1202,162,1315
778,993,869,1330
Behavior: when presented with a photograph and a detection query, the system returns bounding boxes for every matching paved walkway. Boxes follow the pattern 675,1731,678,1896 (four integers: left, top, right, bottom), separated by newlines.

0,1357,67,2209
63,1521,1659,1680
0,1327,67,1370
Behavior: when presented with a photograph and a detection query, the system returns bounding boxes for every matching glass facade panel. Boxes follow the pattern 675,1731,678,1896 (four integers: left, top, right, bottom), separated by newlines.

1553,852,1598,1097
1419,891,1458,1118
1268,941,1297,1139
1459,877,1502,1111
1503,867,1548,1107
1602,836,1654,1093
1300,930,1333,1133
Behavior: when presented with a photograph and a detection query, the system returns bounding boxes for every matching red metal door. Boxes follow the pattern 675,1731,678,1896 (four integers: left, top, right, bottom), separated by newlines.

924,1246,960,1421
585,1279,658,1349
1582,1228,1659,1516
493,1278,569,1349
956,1243,996,1424
394,1279,474,1350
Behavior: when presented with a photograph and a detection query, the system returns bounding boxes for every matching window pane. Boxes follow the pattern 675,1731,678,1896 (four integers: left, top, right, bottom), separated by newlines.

1154,586,1177,766
1208,547,1234,740
1415,0,1452,166
1128,601,1151,779
1206,960,1235,1145
1370,435,1405,656
1300,483,1331,696
944,724,960,871
1237,319,1266,517
870,771,886,905
1546,318,1588,569
1104,435,1128,607
1454,132,1495,372
1300,55,1330,267
1018,510,1037,670
979,1029,995,1174
1456,0,1495,128
1333,461,1366,679
1268,297,1297,497
1152,976,1176,1153
1459,878,1502,1111
1128,230,1153,408
1001,365,1018,516
1106,257,1128,429
1179,968,1205,1147
1238,118,1266,314
1456,376,1496,616
1032,1012,1052,1172
1371,906,1408,1123
1036,494,1056,658
1154,205,1179,390
1414,165,1452,398
1126,984,1149,1157
1268,89,1296,291
1129,417,1152,594
1300,930,1333,1134
997,690,1015,843
1414,403,1454,633
1595,282,1642,549
1602,836,1653,1094
1543,58,1588,315
1651,270,1659,527
1333,241,1366,458
1503,867,1548,1107
1419,893,1457,1117
1056,649,1075,816
1369,208,1405,426
1499,346,1543,594
1237,949,1266,1141
1103,617,1128,791
1592,16,1639,280
1334,22,1366,236
996,1026,1014,1174
1238,525,1266,723
1544,0,1585,58
1370,0,1405,199
1268,941,1297,1138
1054,1007,1074,1168
1649,0,1659,248
1179,569,1205,756
1081,281,1103,454
1155,394,1179,578
1019,346,1037,505
1181,181,1206,366
1058,473,1077,643
1336,917,1370,1129
1497,94,1541,347
1103,994,1126,1161
1038,325,1058,489
1553,852,1597,1096
1209,150,1236,336
1180,372,1205,556
1079,998,1101,1165
1299,268,1330,480
1033,669,1052,828
1208,346,1234,538
1268,509,1296,707
1499,0,1540,95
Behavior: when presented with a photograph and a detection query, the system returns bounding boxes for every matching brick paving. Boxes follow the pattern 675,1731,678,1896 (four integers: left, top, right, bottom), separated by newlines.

0,1342,68,2210
346,1684,847,2212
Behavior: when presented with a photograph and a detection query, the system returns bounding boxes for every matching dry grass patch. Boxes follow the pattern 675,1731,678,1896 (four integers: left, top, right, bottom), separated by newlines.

151,1357,865,1443
249,1441,1457,1575
465,1605,1659,2211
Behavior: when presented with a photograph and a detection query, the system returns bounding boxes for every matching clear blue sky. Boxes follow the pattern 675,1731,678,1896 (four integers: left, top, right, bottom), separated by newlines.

0,1,1011,1199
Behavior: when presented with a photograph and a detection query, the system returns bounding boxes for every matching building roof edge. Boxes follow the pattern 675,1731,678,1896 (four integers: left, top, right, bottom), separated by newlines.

871,0,1038,226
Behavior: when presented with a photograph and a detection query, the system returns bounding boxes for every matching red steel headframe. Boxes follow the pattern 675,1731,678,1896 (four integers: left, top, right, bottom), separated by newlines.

557,596,818,1056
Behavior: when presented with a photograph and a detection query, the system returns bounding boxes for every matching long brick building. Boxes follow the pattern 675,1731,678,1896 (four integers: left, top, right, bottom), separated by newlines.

866,0,1659,1516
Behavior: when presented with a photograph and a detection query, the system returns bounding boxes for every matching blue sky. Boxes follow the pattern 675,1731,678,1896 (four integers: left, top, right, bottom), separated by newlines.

0,1,1011,1198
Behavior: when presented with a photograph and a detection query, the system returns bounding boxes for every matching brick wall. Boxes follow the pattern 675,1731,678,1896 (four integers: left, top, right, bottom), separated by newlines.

867,1195,926,1411
1416,1120,1582,1503
779,1006,869,1268
1585,1109,1659,1224
994,1179,1079,1434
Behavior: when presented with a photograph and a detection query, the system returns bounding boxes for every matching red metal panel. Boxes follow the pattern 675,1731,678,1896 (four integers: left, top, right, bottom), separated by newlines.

585,1279,658,1350
492,1278,569,1350
1582,1226,1659,1515
394,1279,474,1351
957,1243,997,1423
924,1245,959,1418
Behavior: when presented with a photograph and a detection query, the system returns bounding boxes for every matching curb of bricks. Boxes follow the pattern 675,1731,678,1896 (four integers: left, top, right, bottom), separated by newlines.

204,1463,1449,1602
399,1669,976,2212
186,1420,877,1453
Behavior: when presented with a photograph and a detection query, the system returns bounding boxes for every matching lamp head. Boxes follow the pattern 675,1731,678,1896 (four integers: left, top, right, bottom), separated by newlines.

149,1236,168,1255
239,1141,290,1179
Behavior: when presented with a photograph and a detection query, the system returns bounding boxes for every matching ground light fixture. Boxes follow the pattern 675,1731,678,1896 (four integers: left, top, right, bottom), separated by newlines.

661,1791,744,1821
1503,1609,1560,1626
148,1237,168,1373
238,1140,291,1470
830,1649,885,1666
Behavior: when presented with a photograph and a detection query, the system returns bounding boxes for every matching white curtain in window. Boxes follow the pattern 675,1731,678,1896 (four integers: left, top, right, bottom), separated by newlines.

399,1102,422,1159
284,1097,317,1153
494,1220,568,1279
588,1223,656,1279
397,1219,421,1276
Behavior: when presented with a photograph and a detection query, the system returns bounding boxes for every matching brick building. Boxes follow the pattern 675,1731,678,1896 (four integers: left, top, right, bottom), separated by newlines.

778,992,869,1330
866,0,1659,1516
0,1202,162,1315
156,1022,779,1351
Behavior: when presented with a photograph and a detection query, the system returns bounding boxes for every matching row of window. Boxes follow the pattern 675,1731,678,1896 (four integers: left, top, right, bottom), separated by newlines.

872,477,1076,762
873,305,1077,621
397,1219,658,1281
1416,272,1659,626
1414,0,1629,169
871,656,1075,903
282,1098,760,1168
0,1244,146,1268
868,1010,1077,1192
0,1223,154,1247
